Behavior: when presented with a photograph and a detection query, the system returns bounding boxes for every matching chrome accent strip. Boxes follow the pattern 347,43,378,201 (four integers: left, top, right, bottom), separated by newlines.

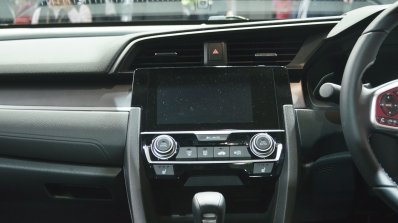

141,129,285,135
0,105,131,112
254,53,277,57
370,79,398,131
154,52,178,57
143,143,283,164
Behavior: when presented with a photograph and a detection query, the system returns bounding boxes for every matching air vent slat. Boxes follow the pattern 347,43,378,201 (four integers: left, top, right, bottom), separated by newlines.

228,48,300,52
131,42,203,70
229,54,297,58
229,61,292,64
133,62,203,67
228,42,301,45
227,39,303,66
136,55,202,60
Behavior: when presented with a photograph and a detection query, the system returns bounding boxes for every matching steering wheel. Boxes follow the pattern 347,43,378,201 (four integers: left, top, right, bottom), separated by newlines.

341,2,398,212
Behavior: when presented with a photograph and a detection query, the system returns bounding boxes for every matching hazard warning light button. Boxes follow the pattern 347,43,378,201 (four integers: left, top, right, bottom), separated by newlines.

205,42,227,65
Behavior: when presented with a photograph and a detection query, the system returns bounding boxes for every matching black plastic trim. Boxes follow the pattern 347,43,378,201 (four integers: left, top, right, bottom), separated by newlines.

271,105,299,223
0,109,128,166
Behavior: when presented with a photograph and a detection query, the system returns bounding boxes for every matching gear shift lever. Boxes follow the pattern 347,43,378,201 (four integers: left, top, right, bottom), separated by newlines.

192,192,226,223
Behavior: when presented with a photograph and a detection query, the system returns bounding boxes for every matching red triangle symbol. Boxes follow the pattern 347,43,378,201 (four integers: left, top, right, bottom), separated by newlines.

212,49,220,55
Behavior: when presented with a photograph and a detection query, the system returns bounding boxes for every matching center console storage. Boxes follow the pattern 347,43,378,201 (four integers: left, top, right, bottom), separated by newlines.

130,66,292,220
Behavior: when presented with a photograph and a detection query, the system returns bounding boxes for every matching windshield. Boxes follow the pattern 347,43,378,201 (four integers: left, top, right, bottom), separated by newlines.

0,0,395,25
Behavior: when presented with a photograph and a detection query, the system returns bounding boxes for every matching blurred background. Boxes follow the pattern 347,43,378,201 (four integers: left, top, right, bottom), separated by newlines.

0,0,395,25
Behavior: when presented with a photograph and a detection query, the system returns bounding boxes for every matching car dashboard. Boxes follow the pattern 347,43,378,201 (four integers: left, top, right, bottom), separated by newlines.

1,5,398,223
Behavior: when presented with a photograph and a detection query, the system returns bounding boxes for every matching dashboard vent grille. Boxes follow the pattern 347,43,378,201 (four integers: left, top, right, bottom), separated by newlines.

227,39,303,66
131,42,203,70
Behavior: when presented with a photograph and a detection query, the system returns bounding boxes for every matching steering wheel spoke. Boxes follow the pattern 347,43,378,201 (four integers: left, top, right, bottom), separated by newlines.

370,79,398,134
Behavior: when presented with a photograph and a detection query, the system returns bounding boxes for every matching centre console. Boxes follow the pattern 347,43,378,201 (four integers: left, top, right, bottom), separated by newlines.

131,66,293,217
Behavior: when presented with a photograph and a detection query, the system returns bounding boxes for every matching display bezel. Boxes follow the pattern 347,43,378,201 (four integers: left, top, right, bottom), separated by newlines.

132,67,283,131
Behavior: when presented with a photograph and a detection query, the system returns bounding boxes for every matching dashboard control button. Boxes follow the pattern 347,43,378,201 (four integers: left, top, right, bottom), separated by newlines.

153,165,174,176
207,42,224,61
196,134,229,142
229,146,251,159
253,163,274,174
213,147,229,160
156,137,172,152
255,136,272,150
380,94,398,116
249,133,276,158
176,147,198,160
151,135,178,160
204,42,227,65
198,147,214,160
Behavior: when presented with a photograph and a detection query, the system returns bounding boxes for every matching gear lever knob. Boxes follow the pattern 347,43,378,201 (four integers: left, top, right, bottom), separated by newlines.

192,192,226,223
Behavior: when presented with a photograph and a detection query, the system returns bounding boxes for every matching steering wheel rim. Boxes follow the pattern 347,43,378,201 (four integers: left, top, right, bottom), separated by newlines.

341,2,398,212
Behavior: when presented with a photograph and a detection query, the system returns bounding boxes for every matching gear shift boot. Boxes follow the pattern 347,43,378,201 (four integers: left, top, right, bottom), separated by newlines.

192,192,226,223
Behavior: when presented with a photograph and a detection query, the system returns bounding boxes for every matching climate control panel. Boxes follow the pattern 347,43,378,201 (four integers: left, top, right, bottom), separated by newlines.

140,130,285,179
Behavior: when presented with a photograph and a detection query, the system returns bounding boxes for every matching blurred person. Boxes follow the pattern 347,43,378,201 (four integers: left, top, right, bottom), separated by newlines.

15,0,35,16
88,0,119,22
31,0,92,24
182,0,197,17
272,0,293,20
14,0,39,24
226,0,236,16
120,0,134,22
104,0,117,18
297,0,310,18
297,0,356,18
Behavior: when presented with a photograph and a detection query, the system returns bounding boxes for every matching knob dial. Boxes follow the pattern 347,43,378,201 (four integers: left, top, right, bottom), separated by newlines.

249,133,276,158
151,135,178,160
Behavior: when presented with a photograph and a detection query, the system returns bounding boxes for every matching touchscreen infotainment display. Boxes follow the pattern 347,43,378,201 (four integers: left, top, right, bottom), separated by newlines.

156,74,253,125
132,67,284,131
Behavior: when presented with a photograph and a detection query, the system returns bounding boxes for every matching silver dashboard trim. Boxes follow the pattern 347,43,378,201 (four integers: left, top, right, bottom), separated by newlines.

143,143,283,164
141,129,285,135
0,105,131,112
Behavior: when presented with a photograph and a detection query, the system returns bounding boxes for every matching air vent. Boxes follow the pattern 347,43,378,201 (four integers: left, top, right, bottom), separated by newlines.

227,39,303,66
131,42,204,70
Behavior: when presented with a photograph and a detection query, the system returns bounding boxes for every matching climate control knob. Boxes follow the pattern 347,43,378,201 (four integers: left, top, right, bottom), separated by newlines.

249,133,276,158
151,135,178,160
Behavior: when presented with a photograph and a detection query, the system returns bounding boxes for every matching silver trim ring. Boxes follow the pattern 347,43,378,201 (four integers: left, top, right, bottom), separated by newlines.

150,135,178,160
249,133,276,158
141,129,285,135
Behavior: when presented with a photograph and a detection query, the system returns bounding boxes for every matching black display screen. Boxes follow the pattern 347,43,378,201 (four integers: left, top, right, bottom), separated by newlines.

156,74,253,125
132,67,282,131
